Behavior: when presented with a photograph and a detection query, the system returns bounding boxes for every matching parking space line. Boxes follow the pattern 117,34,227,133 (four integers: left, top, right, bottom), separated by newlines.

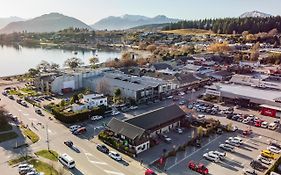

166,134,223,170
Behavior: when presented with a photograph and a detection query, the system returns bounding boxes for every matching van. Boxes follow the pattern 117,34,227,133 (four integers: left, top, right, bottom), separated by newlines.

58,153,75,168
268,123,278,130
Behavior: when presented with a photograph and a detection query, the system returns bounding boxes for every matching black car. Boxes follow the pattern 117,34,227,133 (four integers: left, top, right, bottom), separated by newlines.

250,160,267,171
97,144,109,154
8,95,14,100
231,115,239,121
270,142,281,149
64,140,73,147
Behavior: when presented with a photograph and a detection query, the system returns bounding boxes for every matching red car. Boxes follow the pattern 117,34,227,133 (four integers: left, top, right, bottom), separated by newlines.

188,161,209,175
255,120,264,127
145,169,157,175
243,129,252,136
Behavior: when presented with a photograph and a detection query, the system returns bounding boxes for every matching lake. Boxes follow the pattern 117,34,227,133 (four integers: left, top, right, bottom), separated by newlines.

0,45,121,77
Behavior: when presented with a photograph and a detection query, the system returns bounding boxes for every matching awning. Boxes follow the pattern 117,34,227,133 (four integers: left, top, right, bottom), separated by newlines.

260,104,281,111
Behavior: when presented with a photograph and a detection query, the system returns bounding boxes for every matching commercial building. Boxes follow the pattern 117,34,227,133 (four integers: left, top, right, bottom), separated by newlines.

72,93,108,112
206,83,281,118
106,105,187,154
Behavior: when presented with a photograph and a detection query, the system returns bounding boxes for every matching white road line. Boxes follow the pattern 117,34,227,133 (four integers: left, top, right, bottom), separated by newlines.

89,160,108,165
23,113,29,116
104,170,125,175
166,134,223,170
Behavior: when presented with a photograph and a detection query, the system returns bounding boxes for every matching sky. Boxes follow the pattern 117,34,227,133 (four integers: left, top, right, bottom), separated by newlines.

0,0,280,24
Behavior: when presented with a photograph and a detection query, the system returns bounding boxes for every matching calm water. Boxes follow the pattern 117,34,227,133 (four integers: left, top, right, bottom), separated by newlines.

0,45,121,77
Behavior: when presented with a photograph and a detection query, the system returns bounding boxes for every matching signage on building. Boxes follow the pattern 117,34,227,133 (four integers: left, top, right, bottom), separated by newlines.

206,89,221,96
261,107,276,118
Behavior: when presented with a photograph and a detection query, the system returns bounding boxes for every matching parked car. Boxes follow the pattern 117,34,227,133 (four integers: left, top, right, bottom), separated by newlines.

188,161,208,175
159,134,172,143
198,115,205,120
109,151,122,161
267,146,281,154
111,111,120,116
2,91,7,96
257,155,272,165
203,152,220,162
96,144,109,154
219,144,234,152
231,115,239,121
130,106,138,110
91,115,103,121
255,120,262,127
21,101,28,107
216,128,223,135
261,150,275,159
242,118,250,124
270,141,281,149
250,160,267,171
243,129,252,136
209,151,226,160
174,127,184,134
268,123,278,130
261,121,268,128
145,169,157,175
35,109,42,115
243,168,257,175
69,125,81,132
73,127,86,135
228,137,243,144
8,95,14,100
237,117,244,122
225,139,240,147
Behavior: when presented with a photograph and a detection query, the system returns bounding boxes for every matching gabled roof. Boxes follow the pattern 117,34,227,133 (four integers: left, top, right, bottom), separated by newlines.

125,104,186,130
107,118,145,140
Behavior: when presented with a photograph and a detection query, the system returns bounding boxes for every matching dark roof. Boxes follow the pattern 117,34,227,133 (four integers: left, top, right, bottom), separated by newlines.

107,118,145,140
175,73,201,84
151,63,173,70
211,70,233,77
125,104,186,130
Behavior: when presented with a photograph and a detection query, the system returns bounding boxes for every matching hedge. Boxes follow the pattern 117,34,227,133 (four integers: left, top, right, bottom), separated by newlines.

51,105,107,124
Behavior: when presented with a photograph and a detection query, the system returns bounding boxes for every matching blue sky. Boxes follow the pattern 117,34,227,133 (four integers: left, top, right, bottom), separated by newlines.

0,0,280,24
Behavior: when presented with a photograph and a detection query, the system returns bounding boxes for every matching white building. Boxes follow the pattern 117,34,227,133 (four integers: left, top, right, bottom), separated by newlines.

72,93,107,112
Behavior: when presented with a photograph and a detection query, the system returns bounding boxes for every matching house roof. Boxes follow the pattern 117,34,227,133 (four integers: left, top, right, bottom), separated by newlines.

211,70,233,78
107,118,145,140
125,104,186,131
151,63,173,70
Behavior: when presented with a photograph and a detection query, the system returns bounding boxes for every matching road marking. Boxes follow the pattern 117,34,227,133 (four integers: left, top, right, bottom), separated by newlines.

89,160,108,165
18,109,22,112
104,170,125,175
23,113,29,116
166,134,223,170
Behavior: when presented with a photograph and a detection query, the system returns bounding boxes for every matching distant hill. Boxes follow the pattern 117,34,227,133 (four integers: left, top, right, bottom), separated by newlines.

0,17,25,29
0,13,92,34
91,14,180,30
130,23,170,31
239,11,272,18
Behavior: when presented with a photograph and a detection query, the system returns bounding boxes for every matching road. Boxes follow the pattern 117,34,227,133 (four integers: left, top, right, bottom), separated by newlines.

0,84,147,175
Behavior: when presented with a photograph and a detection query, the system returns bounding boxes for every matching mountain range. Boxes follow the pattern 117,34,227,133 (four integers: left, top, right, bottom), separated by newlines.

0,13,91,34
239,11,272,18
91,14,180,30
0,16,25,29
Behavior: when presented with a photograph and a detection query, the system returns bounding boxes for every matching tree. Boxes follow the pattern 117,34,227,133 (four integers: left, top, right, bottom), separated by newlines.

146,44,157,52
64,57,84,69
197,126,204,138
250,42,260,61
226,122,233,132
37,60,50,72
89,57,99,68
50,63,59,70
114,88,121,97
28,68,39,77
60,100,66,107
207,42,231,53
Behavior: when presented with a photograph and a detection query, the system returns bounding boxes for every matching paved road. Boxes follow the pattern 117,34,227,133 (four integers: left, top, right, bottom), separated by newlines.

0,84,147,175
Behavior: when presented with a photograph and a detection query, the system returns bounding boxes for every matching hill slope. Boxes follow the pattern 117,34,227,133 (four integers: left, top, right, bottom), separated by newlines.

239,11,272,18
91,14,180,30
0,17,25,29
0,13,92,34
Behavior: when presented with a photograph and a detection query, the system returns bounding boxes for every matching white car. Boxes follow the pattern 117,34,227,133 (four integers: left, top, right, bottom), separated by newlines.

225,139,240,147
261,121,268,128
219,144,234,152
257,155,272,165
267,146,281,154
130,106,138,110
198,115,205,119
203,152,220,162
111,111,120,116
69,125,81,132
229,125,238,132
178,92,185,96
243,168,257,175
242,118,250,124
210,150,226,159
228,137,243,144
91,115,103,121
109,151,122,161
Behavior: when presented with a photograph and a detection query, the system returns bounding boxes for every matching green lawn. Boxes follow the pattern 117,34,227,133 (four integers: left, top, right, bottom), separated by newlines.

22,128,39,143
0,132,18,143
0,123,12,132
20,88,38,96
8,156,33,165
35,150,58,161
28,159,58,175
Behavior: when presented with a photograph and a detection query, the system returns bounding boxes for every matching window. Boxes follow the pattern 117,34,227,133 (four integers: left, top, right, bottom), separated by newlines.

100,100,103,103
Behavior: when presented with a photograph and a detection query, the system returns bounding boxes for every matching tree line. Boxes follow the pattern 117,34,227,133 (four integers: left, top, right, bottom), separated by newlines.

163,16,281,34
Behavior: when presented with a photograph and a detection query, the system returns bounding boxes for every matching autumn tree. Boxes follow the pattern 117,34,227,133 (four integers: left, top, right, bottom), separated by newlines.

89,57,99,68
207,42,231,53
250,42,260,61
146,44,157,52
